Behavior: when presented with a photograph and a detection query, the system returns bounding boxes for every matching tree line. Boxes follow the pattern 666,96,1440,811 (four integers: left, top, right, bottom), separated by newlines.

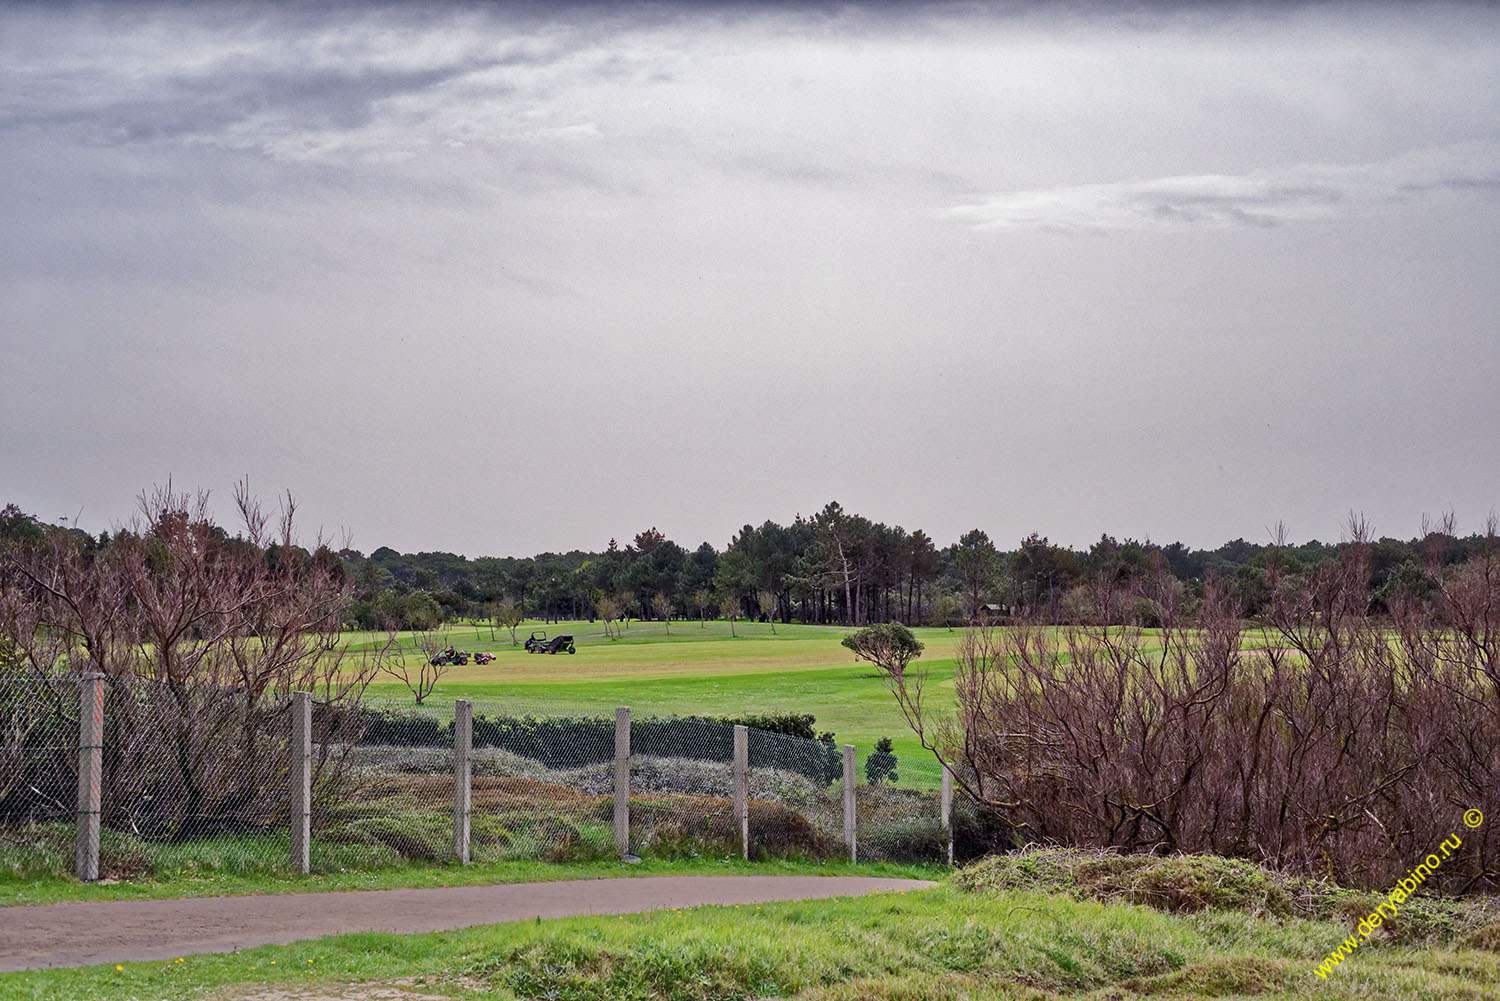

329,503,1493,630
6,498,1491,632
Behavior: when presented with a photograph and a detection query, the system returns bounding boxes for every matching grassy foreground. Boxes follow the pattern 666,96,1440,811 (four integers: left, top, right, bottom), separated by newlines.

5,875,1496,1001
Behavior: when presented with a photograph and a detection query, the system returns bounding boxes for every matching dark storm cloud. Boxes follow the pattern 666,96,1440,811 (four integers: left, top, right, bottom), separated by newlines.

0,2,674,146
0,2,1276,148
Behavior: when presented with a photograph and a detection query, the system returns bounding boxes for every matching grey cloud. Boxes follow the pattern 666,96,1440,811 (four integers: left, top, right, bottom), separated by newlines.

1,61,510,145
719,153,859,188
0,4,625,155
946,146,1500,234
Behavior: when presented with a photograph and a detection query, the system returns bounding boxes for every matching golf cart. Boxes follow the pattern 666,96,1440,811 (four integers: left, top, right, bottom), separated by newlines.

524,631,576,654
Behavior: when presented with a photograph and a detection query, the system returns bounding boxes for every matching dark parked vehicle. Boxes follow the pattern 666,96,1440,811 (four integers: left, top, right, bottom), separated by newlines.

525,631,575,654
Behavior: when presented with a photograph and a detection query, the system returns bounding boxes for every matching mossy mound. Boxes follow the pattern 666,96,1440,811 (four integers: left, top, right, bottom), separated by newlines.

1325,888,1465,945
957,846,1500,948
319,815,452,861
955,847,1291,917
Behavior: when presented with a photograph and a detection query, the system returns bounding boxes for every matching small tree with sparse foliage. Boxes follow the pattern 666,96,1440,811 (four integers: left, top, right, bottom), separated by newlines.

758,589,778,634
596,596,621,639
716,586,739,637
384,630,452,705
841,622,924,680
930,593,963,630
496,601,525,646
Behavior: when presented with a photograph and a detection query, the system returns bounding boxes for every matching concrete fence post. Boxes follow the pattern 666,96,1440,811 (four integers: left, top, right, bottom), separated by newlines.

613,706,630,857
940,762,955,867
842,743,857,863
290,691,311,875
733,724,749,860
453,699,473,863
75,673,104,882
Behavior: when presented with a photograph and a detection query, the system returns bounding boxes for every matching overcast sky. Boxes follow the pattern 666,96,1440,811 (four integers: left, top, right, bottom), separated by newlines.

3,1,1498,556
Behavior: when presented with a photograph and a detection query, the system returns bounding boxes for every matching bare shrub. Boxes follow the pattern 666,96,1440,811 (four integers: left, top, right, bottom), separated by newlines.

889,522,1500,892
383,630,451,704
0,481,395,841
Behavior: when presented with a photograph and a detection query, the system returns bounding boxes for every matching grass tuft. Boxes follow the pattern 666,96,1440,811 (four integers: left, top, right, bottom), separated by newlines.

1110,955,1293,997
1462,922,1500,952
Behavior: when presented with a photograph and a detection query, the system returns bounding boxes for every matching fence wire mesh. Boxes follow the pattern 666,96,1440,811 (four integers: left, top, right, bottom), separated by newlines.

745,729,844,856
312,700,462,871
625,715,735,857
1,672,297,880
329,696,618,866
855,783,947,862
0,674,78,876
852,743,948,863
103,676,292,876
3,675,952,879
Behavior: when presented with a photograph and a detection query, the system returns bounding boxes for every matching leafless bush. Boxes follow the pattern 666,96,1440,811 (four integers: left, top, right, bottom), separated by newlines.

383,630,452,704
0,481,395,840
889,522,1500,892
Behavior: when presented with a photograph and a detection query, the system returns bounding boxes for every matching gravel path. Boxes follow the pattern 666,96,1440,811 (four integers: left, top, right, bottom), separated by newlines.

1,875,935,972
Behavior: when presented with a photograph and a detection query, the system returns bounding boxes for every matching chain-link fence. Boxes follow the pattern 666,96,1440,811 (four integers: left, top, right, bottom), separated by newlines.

626,715,735,857
745,728,844,855
322,697,620,867
0,674,78,877
1,673,297,880
100,676,294,877
3,675,957,882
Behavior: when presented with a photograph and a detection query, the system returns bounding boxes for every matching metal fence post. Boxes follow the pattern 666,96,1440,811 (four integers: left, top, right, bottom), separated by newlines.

614,706,630,857
842,743,857,863
75,673,104,882
290,691,311,875
733,724,749,860
941,762,955,867
453,699,472,863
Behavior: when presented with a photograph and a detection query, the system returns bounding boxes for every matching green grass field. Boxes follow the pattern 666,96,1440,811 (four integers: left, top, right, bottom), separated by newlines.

358,618,1287,788
361,619,973,787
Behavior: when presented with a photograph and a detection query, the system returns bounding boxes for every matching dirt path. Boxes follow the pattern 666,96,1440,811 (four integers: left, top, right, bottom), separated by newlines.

1,875,935,972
